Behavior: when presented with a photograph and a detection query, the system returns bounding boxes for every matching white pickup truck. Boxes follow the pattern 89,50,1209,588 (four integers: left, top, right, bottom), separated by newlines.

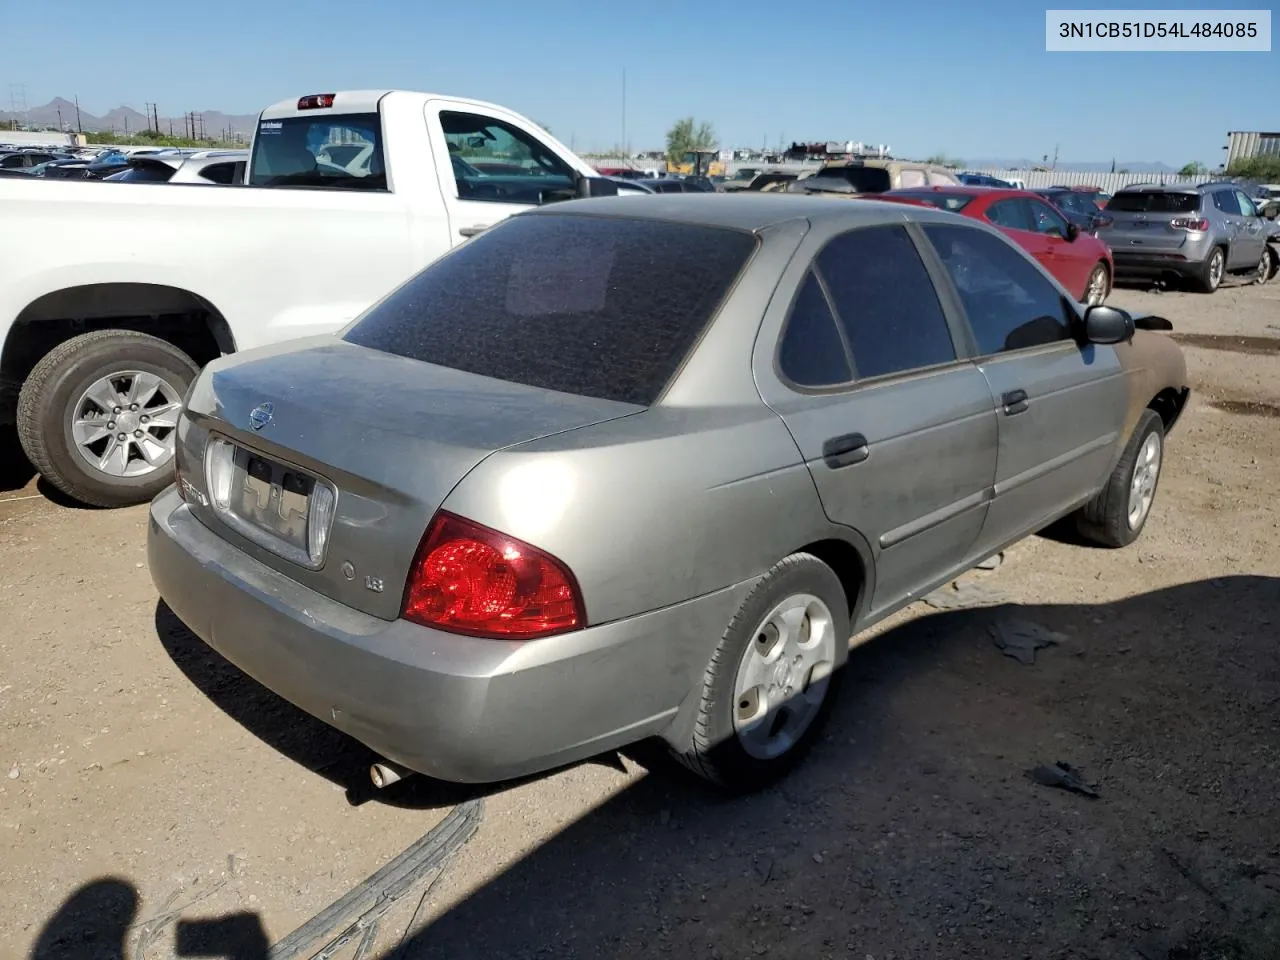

0,90,637,507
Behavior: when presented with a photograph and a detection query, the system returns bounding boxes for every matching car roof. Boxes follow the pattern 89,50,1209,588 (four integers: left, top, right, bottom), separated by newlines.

524,193,966,232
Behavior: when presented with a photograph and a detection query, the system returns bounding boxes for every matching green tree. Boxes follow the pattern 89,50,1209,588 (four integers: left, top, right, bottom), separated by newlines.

1178,161,1206,176
1229,156,1280,181
926,153,963,169
665,117,717,163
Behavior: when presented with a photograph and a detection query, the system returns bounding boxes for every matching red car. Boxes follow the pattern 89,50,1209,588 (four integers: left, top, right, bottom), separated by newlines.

876,186,1114,305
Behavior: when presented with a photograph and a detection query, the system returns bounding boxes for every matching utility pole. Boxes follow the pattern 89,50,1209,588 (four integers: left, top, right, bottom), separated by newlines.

74,95,82,134
56,105,63,131
124,115,129,137
621,68,627,159
144,103,154,132
1052,143,1059,170
169,118,174,136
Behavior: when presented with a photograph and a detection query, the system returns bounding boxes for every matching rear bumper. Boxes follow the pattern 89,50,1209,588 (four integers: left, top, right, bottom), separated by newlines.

1107,236,1213,277
148,486,752,784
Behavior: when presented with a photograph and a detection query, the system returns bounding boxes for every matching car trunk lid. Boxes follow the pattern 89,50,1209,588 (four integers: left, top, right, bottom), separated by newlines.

181,339,643,620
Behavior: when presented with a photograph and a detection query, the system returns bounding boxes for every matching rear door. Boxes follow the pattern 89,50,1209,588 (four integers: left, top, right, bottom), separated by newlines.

919,222,1127,557
757,222,999,617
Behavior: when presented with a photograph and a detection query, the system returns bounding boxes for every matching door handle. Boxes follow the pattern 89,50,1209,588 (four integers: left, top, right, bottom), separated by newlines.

459,225,489,238
1002,389,1029,416
822,432,869,469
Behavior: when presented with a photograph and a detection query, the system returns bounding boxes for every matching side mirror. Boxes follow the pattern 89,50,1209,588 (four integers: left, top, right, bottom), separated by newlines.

1065,221,1081,241
1082,303,1135,344
575,175,619,199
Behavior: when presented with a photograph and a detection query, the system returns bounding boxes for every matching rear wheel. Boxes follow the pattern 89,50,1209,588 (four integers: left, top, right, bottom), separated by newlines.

672,553,849,792
1083,262,1110,305
1254,246,1276,285
1193,246,1226,293
1075,409,1164,548
16,330,198,508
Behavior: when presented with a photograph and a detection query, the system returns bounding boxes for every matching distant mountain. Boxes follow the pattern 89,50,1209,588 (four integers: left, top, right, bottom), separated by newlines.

964,158,1179,173
0,97,258,139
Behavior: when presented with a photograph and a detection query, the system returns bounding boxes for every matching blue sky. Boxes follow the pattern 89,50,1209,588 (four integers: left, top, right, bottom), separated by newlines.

3,0,1275,165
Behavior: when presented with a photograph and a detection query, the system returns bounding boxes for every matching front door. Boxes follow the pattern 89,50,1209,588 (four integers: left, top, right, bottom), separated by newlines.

1232,189,1269,267
919,222,1127,557
758,223,999,617
423,101,581,246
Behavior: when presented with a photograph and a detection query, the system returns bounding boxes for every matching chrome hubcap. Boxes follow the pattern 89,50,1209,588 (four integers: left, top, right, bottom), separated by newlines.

1209,251,1224,287
1127,432,1162,530
1086,267,1108,305
70,371,184,478
732,593,837,760
1258,251,1271,282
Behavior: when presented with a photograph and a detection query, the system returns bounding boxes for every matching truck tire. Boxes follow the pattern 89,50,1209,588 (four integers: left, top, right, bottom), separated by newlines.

16,330,199,508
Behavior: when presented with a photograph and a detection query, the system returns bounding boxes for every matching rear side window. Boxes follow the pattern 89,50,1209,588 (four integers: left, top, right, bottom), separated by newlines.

815,225,957,380
1107,191,1199,214
823,166,892,192
893,191,974,212
1212,191,1242,215
986,199,1035,231
778,271,853,387
344,214,757,406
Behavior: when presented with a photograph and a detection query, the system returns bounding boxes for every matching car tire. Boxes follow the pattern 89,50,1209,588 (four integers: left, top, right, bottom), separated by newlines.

1193,246,1226,293
671,553,850,792
1254,246,1277,285
1083,262,1110,305
1075,409,1165,549
16,330,199,508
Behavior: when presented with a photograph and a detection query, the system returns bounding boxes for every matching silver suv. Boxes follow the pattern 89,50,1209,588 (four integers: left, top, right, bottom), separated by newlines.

1098,182,1271,293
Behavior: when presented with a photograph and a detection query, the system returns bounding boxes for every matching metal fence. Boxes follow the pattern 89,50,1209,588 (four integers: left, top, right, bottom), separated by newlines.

587,157,1213,193
966,169,1212,192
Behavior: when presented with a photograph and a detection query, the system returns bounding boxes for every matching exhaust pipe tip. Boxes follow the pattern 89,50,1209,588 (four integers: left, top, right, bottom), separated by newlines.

370,761,409,789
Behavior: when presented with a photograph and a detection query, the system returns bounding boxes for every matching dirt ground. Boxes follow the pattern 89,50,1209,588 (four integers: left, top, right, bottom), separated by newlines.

2,276,1278,960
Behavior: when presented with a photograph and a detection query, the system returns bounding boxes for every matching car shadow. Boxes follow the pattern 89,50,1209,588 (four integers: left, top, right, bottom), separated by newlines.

379,574,1280,959
153,602,614,812
39,577,1280,959
0,424,36,493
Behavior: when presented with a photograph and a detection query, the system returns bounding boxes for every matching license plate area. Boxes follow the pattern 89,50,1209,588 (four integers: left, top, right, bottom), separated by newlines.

205,436,336,569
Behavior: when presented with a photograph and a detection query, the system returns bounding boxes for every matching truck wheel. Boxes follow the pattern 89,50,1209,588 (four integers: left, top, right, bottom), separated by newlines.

16,330,199,508
671,553,849,792
1075,409,1164,549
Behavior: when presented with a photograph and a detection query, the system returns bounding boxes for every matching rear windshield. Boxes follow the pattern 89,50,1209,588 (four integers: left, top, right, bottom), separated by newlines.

249,112,386,190
343,214,758,406
892,191,973,212
1108,191,1199,214
822,166,892,192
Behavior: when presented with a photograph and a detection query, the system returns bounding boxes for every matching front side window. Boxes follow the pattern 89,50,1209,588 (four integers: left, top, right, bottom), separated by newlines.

1029,199,1070,238
986,199,1035,232
924,224,1073,355
249,112,385,190
815,225,957,380
1234,190,1258,217
344,214,756,407
441,111,576,205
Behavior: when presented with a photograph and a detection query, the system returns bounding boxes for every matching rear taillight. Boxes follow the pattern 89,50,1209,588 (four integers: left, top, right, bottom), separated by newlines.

401,512,584,640
1170,217,1210,231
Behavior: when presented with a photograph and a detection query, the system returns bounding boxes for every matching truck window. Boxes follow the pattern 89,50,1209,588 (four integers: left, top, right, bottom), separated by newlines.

248,112,387,190
441,111,576,205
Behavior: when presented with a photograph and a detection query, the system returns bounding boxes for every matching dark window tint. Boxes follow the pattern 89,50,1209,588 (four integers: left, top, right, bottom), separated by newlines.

110,165,176,182
778,271,852,387
986,198,1035,231
1028,199,1070,237
1107,191,1199,214
815,225,956,380
821,166,892,192
924,223,1072,355
199,161,242,184
1212,190,1242,215
249,112,386,190
344,214,757,406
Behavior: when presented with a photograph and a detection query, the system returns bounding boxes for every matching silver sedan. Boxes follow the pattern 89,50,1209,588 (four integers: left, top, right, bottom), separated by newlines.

149,194,1189,791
